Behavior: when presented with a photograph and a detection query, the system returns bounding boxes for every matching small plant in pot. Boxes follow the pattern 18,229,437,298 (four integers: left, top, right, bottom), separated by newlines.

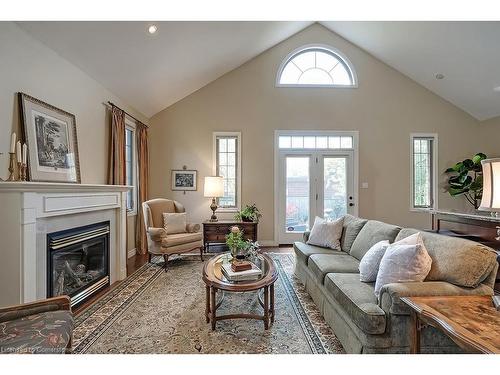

225,226,247,259
235,204,262,222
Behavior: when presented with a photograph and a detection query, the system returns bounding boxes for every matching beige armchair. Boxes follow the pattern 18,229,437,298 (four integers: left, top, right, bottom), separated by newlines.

142,198,203,271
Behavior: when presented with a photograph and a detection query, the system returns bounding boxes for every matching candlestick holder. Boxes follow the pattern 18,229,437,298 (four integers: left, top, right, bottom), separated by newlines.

7,153,16,181
17,162,27,181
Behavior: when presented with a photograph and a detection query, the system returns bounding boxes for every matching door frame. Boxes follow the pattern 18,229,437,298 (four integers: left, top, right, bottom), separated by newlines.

273,130,359,245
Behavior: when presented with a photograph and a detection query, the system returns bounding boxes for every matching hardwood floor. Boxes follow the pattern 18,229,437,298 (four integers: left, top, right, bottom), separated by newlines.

73,246,293,314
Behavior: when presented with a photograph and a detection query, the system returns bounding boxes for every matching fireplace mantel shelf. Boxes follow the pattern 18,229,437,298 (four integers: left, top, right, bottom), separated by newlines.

0,181,131,193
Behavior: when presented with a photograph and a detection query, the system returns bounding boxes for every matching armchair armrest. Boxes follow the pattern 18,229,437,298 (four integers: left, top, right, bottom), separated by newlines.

0,295,71,323
148,227,168,241
379,281,494,316
303,231,311,243
186,223,200,233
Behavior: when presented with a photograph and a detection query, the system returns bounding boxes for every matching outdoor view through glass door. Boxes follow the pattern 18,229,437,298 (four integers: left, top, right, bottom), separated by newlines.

276,132,357,244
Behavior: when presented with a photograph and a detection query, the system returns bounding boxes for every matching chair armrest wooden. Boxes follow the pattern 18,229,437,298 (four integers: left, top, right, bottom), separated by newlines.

148,227,168,241
186,223,201,233
0,295,71,323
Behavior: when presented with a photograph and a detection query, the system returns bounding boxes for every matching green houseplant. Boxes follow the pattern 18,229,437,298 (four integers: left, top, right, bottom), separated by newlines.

234,203,262,222
225,226,247,258
444,153,487,209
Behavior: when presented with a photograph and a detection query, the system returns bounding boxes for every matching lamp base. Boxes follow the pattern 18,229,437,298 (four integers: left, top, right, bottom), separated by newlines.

209,198,218,222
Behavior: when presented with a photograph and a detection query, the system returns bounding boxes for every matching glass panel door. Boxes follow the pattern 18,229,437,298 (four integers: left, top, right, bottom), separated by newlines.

322,156,348,220
285,156,311,233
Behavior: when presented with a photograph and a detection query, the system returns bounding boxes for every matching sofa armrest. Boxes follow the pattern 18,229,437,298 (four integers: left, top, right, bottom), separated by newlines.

186,223,201,233
0,295,71,323
379,281,494,316
303,231,311,243
148,227,168,241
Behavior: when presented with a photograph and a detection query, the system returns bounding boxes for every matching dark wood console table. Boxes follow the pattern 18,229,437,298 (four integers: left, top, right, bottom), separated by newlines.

431,210,500,294
203,220,258,253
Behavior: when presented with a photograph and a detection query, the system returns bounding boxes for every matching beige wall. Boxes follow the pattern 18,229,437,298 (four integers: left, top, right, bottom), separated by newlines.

148,23,483,243
0,22,148,252
479,116,500,159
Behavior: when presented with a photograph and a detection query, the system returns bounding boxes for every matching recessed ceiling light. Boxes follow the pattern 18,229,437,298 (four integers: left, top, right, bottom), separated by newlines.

148,24,158,35
435,73,445,80
494,86,500,92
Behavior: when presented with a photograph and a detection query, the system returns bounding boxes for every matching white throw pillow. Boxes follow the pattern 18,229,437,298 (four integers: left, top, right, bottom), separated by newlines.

374,232,432,298
163,212,187,234
359,240,390,282
307,216,343,250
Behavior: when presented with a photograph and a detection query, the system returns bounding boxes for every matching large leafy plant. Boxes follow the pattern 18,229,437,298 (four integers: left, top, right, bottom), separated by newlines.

234,203,262,222
444,153,487,209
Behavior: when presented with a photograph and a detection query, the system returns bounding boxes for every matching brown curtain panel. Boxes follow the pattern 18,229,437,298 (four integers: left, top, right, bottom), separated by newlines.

108,106,126,185
135,121,149,254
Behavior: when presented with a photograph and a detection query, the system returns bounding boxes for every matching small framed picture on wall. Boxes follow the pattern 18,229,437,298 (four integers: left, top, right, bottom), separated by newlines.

171,169,197,191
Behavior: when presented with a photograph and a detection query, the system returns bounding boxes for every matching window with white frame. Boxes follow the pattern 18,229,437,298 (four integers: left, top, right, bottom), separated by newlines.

125,119,138,214
276,45,357,87
411,134,437,209
214,132,241,210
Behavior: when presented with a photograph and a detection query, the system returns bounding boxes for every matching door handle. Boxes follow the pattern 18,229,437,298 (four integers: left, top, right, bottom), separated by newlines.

349,203,355,207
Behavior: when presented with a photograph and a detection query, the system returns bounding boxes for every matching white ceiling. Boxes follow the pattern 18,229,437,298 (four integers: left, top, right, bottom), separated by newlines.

17,21,500,120
322,21,500,121
16,21,312,118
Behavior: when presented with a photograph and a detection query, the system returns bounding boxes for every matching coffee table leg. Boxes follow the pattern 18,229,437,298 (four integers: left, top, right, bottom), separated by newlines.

205,286,210,323
263,286,269,330
211,287,217,331
270,283,275,324
409,311,421,354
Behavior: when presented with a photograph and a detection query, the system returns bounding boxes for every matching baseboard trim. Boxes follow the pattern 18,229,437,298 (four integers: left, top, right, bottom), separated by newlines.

127,248,137,259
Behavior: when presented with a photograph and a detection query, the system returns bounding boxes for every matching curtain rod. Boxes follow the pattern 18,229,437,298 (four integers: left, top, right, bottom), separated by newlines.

104,101,149,128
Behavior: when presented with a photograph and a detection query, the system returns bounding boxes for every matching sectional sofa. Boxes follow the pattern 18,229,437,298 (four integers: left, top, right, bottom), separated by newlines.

293,215,499,353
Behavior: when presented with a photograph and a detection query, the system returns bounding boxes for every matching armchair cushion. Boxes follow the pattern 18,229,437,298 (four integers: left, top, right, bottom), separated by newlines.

379,281,494,316
148,227,168,242
186,223,201,233
163,212,187,234
0,310,73,354
161,232,202,248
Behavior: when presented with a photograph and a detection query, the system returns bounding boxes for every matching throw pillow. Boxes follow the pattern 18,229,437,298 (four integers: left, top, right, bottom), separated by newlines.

359,240,390,282
307,216,343,250
374,233,432,297
163,212,187,235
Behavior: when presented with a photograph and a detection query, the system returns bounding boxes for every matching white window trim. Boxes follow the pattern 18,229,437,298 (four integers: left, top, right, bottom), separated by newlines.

410,133,438,212
125,117,139,217
212,131,242,212
275,44,358,88
273,130,359,245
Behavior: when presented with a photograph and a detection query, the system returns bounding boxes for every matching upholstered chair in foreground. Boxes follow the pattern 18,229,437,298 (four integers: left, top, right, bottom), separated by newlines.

142,198,203,271
0,295,73,354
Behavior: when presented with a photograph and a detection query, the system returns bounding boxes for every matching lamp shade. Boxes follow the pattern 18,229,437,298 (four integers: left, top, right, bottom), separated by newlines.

479,158,500,212
204,176,224,198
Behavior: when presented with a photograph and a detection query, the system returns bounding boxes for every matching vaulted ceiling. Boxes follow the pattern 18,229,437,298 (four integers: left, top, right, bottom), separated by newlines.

17,21,500,120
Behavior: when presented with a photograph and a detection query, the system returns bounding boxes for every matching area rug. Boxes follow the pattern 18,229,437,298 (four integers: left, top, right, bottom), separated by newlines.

72,253,344,354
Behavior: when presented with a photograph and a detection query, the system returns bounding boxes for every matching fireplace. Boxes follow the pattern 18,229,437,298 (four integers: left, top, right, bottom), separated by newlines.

47,221,110,307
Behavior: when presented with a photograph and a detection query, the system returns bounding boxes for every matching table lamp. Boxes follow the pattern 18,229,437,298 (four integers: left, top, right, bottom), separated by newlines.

479,158,500,214
204,176,224,222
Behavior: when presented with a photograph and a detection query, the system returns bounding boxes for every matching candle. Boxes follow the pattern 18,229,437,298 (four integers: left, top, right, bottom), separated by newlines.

10,133,16,153
16,141,21,163
22,143,27,164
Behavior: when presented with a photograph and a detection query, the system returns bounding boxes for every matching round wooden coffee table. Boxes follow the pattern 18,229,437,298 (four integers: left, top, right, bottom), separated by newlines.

202,253,278,330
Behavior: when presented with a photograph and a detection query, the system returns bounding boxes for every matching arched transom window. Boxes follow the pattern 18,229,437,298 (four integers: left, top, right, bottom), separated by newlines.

277,45,357,87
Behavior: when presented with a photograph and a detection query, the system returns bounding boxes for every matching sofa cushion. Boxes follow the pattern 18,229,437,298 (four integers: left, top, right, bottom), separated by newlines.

0,310,73,354
293,241,341,266
359,240,390,282
307,216,343,249
349,220,401,260
162,232,202,247
396,228,498,288
341,214,368,253
308,254,359,283
324,273,386,334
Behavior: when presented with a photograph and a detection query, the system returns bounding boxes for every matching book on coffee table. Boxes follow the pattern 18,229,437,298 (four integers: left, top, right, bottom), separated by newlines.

221,262,262,281
231,260,252,272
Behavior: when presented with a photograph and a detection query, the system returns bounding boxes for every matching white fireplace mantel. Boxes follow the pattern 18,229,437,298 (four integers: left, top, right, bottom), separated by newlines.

0,182,131,307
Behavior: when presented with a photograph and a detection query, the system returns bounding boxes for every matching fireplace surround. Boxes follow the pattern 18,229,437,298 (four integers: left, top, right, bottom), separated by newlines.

47,221,110,307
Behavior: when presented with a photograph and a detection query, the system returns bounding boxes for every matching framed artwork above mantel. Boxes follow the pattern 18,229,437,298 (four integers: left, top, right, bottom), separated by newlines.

18,93,81,183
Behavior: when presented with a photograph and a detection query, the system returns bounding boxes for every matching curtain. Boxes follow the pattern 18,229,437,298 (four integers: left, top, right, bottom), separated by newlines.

135,121,149,254
108,106,126,185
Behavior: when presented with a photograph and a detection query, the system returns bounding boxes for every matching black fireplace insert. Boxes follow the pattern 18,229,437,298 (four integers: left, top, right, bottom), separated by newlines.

47,221,110,307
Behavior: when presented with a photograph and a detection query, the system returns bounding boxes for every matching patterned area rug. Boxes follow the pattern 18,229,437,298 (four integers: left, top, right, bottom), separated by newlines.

73,253,344,354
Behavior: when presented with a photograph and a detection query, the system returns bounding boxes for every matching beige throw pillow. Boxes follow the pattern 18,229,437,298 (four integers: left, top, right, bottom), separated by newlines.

374,232,432,297
163,212,187,235
307,216,343,250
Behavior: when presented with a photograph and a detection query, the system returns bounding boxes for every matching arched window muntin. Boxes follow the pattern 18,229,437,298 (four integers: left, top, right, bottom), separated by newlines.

276,44,358,88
